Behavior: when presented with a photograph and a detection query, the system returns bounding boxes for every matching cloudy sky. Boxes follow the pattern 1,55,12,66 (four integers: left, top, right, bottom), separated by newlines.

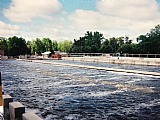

0,0,160,41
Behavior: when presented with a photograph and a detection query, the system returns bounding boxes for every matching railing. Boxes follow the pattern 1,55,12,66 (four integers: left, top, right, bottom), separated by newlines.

66,53,160,58
67,53,104,57
123,54,160,58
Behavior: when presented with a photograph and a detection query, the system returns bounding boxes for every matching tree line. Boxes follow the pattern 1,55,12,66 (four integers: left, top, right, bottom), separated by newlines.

0,37,73,57
0,25,160,57
72,25,160,54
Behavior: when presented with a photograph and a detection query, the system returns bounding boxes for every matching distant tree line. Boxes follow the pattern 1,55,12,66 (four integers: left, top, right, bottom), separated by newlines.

0,37,73,57
0,25,160,57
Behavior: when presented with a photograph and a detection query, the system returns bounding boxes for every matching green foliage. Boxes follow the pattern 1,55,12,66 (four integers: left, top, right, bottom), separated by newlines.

32,38,44,54
41,38,53,52
28,40,35,55
0,37,8,55
26,41,32,55
7,36,27,56
71,31,104,53
52,40,58,51
137,24,160,54
58,40,73,53
99,39,112,53
109,37,120,53
28,39,72,54
71,25,160,54
118,44,138,54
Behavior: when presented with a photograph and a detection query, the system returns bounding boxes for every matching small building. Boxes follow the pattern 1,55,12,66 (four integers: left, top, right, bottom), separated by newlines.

51,51,62,60
41,51,62,60
42,51,51,58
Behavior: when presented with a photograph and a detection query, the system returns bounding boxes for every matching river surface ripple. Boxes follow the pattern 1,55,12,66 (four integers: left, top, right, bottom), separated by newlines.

0,60,160,120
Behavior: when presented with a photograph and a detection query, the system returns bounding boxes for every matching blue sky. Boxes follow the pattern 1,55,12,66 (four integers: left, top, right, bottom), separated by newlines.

0,0,160,41
60,0,97,12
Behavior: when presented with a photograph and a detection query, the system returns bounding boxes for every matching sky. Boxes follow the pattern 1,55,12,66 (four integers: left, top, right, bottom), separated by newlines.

0,0,160,42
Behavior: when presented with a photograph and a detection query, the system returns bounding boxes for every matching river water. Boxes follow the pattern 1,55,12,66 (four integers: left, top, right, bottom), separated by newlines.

0,60,160,120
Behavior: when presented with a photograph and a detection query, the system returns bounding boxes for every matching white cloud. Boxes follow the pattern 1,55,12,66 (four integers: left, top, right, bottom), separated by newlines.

68,0,160,39
96,0,159,21
69,9,133,30
3,0,61,22
2,0,160,41
0,21,20,37
69,10,103,29
19,18,77,41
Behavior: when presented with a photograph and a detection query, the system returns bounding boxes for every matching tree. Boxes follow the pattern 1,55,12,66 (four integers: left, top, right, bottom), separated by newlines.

71,37,85,53
99,39,112,53
150,25,160,39
58,40,73,53
117,37,125,46
118,44,138,54
0,37,8,55
29,39,58,55
137,24,160,54
35,38,44,54
41,38,53,52
29,40,35,55
84,31,104,52
7,36,27,56
26,41,32,55
109,37,119,53
71,31,104,53
52,40,58,51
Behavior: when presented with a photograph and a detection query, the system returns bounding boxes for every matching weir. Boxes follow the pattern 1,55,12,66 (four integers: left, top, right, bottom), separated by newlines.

32,60,160,78
63,56,160,66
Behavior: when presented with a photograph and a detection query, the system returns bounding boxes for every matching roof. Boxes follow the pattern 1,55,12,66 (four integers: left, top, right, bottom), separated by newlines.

42,51,51,55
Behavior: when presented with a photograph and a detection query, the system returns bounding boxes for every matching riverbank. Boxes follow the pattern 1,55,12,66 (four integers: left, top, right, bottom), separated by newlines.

62,56,160,66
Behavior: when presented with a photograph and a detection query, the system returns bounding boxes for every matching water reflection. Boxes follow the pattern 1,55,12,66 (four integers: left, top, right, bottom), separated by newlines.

0,60,160,120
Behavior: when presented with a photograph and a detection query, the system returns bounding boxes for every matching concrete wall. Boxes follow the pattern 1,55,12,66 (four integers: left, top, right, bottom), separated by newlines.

62,56,160,66
3,95,43,120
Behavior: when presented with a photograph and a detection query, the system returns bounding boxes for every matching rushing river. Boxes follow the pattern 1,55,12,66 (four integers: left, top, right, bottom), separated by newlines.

0,60,160,120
